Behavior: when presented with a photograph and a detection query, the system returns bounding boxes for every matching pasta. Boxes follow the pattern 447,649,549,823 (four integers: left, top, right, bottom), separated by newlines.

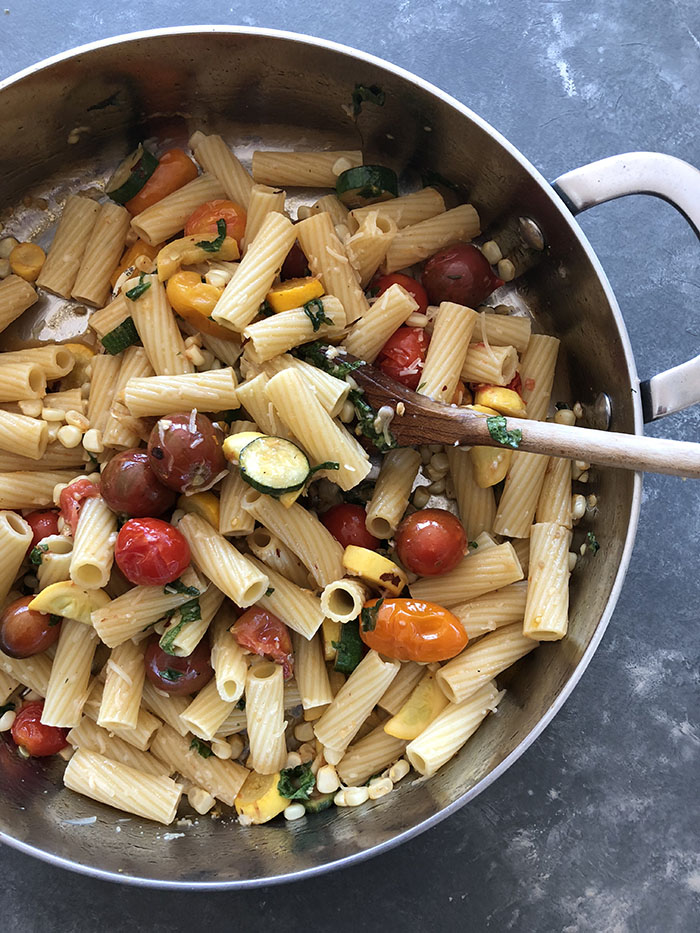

0,126,583,830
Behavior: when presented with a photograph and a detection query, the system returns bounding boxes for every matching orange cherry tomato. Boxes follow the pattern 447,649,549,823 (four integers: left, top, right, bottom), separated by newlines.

359,597,467,662
184,199,247,246
11,701,68,757
109,239,160,288
125,149,198,215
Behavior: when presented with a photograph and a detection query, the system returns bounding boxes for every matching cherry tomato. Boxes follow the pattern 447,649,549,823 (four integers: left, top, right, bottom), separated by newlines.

376,326,430,390
281,241,310,280
59,479,100,536
23,510,59,549
506,371,523,397
374,273,428,315
11,701,68,757
144,636,213,696
100,449,176,517
0,596,61,659
359,597,467,662
232,608,294,679
148,412,226,495
395,508,467,576
184,198,247,246
125,148,199,215
422,244,503,307
115,518,190,586
321,503,381,549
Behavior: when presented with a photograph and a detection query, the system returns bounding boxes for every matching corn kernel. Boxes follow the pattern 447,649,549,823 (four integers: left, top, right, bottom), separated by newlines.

284,802,306,821
368,777,393,800
298,742,315,763
0,710,16,731
571,494,586,521
41,407,66,422
285,751,303,770
412,486,430,509
389,759,410,783
64,410,89,431
324,746,344,766
497,258,515,282
343,786,369,807
0,236,19,259
57,425,83,449
188,786,216,815
228,734,244,759
294,721,315,743
82,428,104,453
480,240,503,264
210,737,232,759
316,765,340,795
568,552,578,572
334,789,348,807
18,399,42,417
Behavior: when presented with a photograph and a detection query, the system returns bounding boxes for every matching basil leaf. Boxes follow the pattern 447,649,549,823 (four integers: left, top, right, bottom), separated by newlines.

125,273,151,301
265,587,275,597
360,597,384,633
48,614,62,626
258,299,275,318
159,598,202,656
486,415,522,450
236,696,246,710
303,297,334,332
278,763,316,800
351,84,385,117
29,543,49,566
163,579,200,597
297,341,365,380
349,388,397,453
586,531,600,555
196,218,227,252
189,737,213,758
161,667,184,682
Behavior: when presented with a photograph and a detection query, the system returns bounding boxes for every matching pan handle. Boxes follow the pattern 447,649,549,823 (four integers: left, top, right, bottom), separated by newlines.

552,152,700,423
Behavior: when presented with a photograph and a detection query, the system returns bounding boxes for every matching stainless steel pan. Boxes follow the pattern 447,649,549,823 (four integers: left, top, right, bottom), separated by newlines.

0,26,698,888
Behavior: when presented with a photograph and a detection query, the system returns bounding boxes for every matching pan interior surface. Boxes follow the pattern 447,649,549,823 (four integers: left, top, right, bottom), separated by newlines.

0,28,640,887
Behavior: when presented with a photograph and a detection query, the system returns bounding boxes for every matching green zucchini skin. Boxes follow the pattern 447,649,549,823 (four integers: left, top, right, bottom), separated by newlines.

106,145,159,204
303,792,335,813
336,165,398,208
238,436,311,496
100,316,140,355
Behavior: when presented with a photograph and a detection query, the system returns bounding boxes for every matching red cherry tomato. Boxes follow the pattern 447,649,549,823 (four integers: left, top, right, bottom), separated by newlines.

395,508,467,576
144,636,213,696
281,241,310,280
376,326,430,390
148,412,226,495
506,371,523,397
59,479,100,536
23,510,59,550
184,198,247,246
422,244,503,307
100,449,177,517
359,597,467,662
374,273,428,314
115,518,190,586
11,701,68,757
232,608,294,679
0,596,61,659
321,503,381,549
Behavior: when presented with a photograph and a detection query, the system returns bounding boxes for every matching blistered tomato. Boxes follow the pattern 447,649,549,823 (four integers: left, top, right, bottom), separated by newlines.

58,479,100,536
321,503,381,549
373,273,428,314
23,510,59,549
0,596,61,659
125,149,198,215
422,244,503,307
184,199,247,246
100,449,176,517
376,326,430,390
395,508,467,576
232,607,294,679
11,701,68,757
115,518,190,586
144,636,213,696
148,412,226,495
359,597,467,662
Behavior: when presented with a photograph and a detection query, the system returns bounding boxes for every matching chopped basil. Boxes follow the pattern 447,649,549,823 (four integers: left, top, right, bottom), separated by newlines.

29,543,49,566
586,531,600,555
416,381,426,392
349,387,397,453
265,587,275,597
360,597,384,633
0,701,15,716
469,540,479,549
333,620,364,675
161,667,184,682
49,614,62,627
159,598,202,655
196,218,227,252
236,696,246,710
258,299,276,318
163,579,200,597
189,737,213,758
351,83,385,117
125,274,151,301
278,763,316,800
486,415,522,449
297,341,365,380
303,297,333,332
343,480,375,507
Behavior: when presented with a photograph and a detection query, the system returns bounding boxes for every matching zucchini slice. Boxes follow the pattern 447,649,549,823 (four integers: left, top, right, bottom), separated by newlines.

239,436,311,497
100,316,140,355
303,792,335,814
106,145,158,204
336,165,398,208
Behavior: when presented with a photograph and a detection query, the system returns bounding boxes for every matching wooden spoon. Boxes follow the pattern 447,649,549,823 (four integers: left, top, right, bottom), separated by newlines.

344,354,700,478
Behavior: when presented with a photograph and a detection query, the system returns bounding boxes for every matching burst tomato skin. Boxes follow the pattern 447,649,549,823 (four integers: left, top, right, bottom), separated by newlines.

184,198,247,245
321,503,381,549
422,244,503,307
359,597,467,662
115,518,190,586
24,510,59,549
231,607,294,679
11,701,68,757
376,326,430,390
395,508,467,576
59,479,100,536
144,637,213,696
148,412,226,495
374,273,429,314
125,149,198,214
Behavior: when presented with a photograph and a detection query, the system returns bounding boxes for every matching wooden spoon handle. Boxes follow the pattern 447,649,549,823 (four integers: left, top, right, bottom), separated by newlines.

491,417,700,478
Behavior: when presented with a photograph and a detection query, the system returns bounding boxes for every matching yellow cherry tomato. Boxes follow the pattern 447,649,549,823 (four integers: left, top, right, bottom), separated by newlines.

165,271,237,340
266,276,324,312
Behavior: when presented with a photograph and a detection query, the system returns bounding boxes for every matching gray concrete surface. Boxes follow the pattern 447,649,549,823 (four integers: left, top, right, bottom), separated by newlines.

0,1,699,930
